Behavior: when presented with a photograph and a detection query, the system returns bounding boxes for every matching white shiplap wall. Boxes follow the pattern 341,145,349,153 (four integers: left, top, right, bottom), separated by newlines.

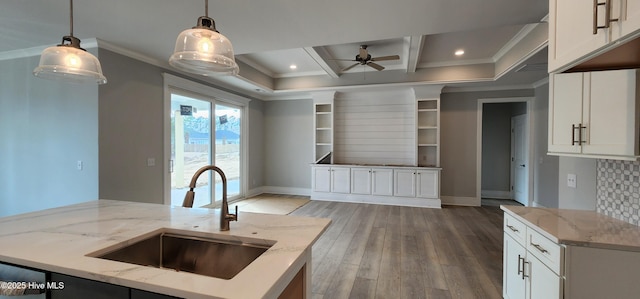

333,90,415,165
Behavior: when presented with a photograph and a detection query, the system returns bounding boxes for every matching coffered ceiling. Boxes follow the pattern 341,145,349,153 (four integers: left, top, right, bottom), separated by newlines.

0,0,549,100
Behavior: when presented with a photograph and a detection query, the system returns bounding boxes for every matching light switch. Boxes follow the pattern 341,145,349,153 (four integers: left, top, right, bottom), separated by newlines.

76,160,83,171
147,158,156,167
567,173,577,188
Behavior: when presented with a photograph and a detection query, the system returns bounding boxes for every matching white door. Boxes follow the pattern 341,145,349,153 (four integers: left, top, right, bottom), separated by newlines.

529,255,562,299
512,114,528,206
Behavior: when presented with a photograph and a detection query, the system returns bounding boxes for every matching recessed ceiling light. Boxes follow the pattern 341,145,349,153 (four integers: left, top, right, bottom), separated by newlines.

455,49,465,56
290,64,297,70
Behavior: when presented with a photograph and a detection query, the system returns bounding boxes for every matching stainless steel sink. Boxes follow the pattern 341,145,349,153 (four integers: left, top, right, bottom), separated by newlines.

89,230,274,280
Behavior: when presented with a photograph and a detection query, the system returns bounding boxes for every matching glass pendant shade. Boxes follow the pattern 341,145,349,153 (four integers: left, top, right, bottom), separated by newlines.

33,36,107,84
169,16,239,76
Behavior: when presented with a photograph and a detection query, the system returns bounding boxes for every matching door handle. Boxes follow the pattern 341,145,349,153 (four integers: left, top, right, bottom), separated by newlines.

593,0,619,34
520,164,525,167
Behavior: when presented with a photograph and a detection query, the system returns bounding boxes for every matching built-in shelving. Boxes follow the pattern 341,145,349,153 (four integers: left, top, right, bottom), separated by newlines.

417,98,440,167
314,103,333,162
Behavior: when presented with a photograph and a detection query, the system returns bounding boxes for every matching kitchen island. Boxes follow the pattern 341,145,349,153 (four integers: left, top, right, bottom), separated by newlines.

0,199,331,298
501,205,640,298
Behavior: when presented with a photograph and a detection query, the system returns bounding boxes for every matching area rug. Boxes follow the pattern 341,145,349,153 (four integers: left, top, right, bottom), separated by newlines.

230,194,310,215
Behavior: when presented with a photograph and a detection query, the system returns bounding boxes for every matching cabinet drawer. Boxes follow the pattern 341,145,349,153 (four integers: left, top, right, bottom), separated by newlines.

527,228,563,275
504,214,527,245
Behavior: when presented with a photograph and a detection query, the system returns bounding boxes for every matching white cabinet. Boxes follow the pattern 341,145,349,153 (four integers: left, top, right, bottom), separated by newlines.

351,168,393,196
371,168,393,196
330,167,350,193
416,169,438,198
502,214,563,299
312,166,331,192
311,165,440,208
394,169,417,197
549,0,640,72
548,70,640,159
350,168,371,195
312,166,350,193
393,168,440,198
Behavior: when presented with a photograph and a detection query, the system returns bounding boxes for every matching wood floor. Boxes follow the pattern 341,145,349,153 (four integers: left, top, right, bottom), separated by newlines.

290,201,504,299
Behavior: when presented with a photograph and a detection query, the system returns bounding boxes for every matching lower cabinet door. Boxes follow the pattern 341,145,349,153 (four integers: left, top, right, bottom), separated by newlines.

503,234,527,299
529,255,562,299
416,170,438,198
350,168,372,195
371,168,393,196
50,273,129,299
394,169,416,197
330,167,351,193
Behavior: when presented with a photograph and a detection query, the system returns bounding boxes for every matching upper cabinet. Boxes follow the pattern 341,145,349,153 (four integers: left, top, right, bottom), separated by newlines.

549,0,640,73
548,69,640,159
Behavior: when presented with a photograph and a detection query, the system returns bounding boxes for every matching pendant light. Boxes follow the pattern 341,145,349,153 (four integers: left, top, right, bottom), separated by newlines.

33,0,107,85
169,0,239,76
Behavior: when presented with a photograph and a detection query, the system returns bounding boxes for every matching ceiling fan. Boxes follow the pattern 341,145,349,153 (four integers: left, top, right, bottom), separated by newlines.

335,45,400,72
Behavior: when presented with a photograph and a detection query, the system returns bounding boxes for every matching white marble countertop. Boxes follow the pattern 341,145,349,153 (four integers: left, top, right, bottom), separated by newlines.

501,206,640,252
0,200,331,298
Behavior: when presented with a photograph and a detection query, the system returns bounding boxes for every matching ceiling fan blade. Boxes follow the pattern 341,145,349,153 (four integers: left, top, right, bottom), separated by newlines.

329,59,358,61
371,55,400,61
342,63,360,72
367,62,385,71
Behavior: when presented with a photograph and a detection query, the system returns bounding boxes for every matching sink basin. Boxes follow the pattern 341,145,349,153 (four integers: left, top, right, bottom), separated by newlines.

89,229,274,280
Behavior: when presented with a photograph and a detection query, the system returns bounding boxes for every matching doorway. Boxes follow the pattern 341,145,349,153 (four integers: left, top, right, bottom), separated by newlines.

163,74,249,207
477,98,533,207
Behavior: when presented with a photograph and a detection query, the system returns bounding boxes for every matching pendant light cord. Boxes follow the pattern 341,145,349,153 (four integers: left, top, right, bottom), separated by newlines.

205,0,208,18
69,0,74,36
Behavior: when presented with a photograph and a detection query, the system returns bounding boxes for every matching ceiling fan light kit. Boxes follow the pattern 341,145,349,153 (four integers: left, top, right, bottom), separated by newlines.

33,0,107,85
169,0,239,76
338,45,400,72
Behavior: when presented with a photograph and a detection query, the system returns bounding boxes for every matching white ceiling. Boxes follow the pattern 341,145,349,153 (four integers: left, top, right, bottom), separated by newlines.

0,0,549,100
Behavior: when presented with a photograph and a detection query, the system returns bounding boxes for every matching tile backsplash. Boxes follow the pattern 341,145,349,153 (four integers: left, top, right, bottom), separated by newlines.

596,159,640,226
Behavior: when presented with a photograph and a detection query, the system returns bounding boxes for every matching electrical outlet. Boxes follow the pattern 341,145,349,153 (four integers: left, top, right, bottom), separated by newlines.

567,174,577,188
76,160,83,171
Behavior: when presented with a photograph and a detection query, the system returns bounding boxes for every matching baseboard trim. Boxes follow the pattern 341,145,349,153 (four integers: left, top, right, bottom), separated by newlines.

441,196,480,207
481,190,512,199
311,192,441,209
255,186,311,197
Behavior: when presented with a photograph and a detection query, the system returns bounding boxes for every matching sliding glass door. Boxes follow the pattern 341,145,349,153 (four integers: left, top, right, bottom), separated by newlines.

214,103,241,200
170,93,213,207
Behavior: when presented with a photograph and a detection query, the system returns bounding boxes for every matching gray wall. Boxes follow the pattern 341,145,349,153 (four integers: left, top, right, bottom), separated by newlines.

0,52,99,217
98,49,264,203
481,102,526,195
263,99,314,191
98,49,165,203
440,89,534,200
558,157,597,210
533,83,559,208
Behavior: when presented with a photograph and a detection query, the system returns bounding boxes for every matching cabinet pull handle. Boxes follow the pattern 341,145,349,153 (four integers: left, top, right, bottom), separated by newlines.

593,0,619,34
517,254,524,278
506,225,519,232
522,260,530,279
572,124,578,145
531,242,549,254
578,123,587,144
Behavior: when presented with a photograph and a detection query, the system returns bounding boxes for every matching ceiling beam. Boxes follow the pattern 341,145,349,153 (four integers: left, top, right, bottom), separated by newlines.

405,35,424,73
304,46,340,78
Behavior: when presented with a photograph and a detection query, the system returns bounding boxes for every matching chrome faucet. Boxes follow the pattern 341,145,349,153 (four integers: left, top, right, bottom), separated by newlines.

182,165,238,231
